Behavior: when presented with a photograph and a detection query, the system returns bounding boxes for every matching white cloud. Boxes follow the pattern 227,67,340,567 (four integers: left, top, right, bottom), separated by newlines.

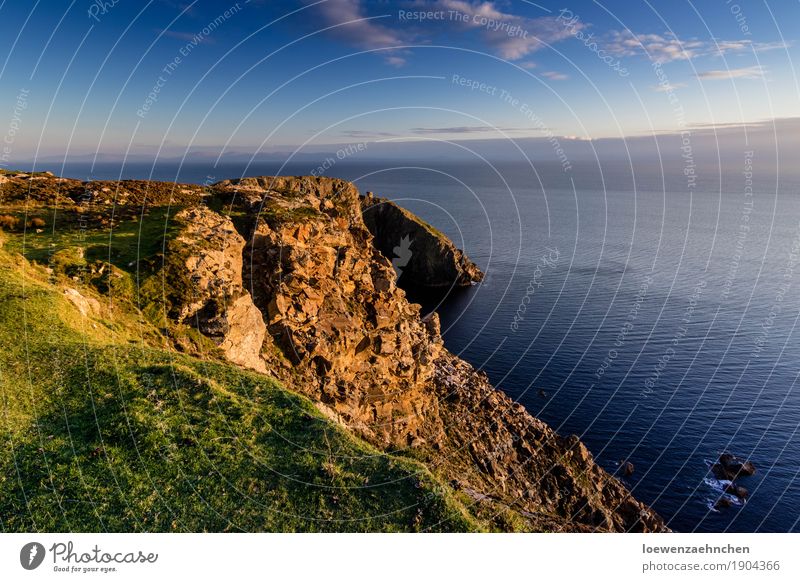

710,39,790,56
605,31,703,62
605,30,791,63
436,0,504,21
434,0,585,60
696,66,766,80
541,71,569,81
652,81,687,92
308,0,410,65
384,55,409,67
305,0,587,66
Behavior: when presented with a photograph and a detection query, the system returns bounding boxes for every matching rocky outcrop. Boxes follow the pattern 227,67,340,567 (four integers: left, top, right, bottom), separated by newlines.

214,176,443,445
63,287,101,317
206,176,666,532
360,192,483,288
712,453,755,508
166,207,266,373
712,453,756,480
0,171,206,209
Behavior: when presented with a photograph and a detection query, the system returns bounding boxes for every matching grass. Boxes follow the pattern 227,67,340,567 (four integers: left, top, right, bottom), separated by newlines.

259,204,322,228
396,204,447,240
1,206,181,271
1,205,195,332
0,236,482,532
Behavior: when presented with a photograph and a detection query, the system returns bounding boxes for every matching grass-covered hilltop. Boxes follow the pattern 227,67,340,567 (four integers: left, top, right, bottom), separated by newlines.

0,168,668,532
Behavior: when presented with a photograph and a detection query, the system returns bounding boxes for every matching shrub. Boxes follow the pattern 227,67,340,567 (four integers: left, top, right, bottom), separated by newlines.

28,217,46,228
50,248,86,277
0,214,19,231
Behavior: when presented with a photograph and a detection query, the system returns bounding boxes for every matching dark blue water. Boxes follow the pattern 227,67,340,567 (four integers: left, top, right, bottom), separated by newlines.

53,158,800,532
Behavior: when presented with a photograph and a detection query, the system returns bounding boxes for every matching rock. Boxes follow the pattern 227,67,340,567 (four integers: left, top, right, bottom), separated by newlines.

231,177,444,446
621,461,635,477
724,483,749,499
139,174,667,532
217,294,268,373
537,389,547,398
421,312,442,340
712,453,756,480
360,194,483,288
715,497,733,510
165,207,267,373
63,287,101,317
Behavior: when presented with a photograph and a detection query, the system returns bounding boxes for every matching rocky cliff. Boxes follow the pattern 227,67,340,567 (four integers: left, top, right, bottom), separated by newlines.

198,175,665,532
164,207,267,373
361,192,483,288
0,170,667,531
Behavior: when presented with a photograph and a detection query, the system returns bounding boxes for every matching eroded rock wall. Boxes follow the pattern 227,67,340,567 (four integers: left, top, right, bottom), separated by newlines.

166,207,266,373
360,193,483,288
199,176,667,532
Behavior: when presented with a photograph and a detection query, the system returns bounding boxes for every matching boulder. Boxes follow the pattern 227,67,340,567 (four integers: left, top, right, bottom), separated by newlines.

712,453,756,480
166,207,267,373
63,287,101,318
724,483,749,499
715,497,734,510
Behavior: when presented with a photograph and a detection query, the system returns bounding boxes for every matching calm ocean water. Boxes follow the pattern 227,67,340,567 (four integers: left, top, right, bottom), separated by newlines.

56,158,800,532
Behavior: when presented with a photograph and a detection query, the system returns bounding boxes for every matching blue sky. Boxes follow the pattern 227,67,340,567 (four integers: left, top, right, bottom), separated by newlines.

1,0,798,161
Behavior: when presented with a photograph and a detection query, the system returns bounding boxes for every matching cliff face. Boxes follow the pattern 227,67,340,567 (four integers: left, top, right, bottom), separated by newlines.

212,176,443,446
361,193,483,288
0,174,665,531
197,176,666,532
432,354,663,531
163,207,267,374
2,170,665,531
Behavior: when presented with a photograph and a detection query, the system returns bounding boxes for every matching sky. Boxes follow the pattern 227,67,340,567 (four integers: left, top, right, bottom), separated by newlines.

0,0,798,164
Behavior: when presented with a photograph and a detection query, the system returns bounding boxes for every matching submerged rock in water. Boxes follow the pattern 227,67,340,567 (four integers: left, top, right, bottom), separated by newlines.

724,483,749,499
715,497,734,510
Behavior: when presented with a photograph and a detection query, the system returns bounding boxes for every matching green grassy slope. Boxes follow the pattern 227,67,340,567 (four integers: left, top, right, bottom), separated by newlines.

0,235,481,532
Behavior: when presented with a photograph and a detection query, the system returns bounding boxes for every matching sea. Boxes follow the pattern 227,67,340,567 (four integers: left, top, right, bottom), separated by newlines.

50,157,800,533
